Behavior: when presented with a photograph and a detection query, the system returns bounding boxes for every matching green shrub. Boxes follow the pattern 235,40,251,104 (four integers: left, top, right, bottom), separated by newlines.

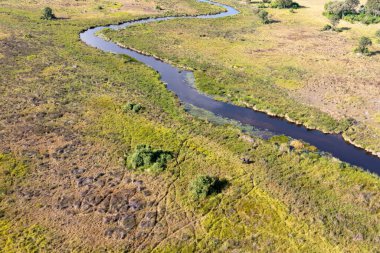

41,7,56,20
271,0,299,8
322,24,333,30
329,14,341,28
343,13,380,24
324,0,358,17
258,10,270,24
354,36,372,55
126,145,173,172
0,222,51,252
189,175,225,200
123,103,143,113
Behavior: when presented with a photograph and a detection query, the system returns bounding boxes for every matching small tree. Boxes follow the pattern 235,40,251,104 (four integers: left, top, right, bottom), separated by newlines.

324,0,357,18
329,14,341,29
188,175,227,200
355,36,372,55
41,7,56,20
344,0,360,11
258,10,270,24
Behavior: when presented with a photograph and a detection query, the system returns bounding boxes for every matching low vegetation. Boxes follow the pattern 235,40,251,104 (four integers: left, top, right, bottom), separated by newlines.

122,102,143,113
0,154,28,200
0,222,51,252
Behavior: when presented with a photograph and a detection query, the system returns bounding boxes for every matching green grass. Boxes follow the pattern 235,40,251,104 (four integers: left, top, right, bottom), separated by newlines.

0,154,28,200
0,221,51,253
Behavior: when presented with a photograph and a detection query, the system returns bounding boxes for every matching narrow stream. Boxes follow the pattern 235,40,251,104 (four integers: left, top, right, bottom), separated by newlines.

80,0,380,175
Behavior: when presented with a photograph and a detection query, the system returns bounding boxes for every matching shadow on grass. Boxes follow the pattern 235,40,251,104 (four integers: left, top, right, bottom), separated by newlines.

214,178,230,193
55,17,70,20
339,27,351,31
370,50,380,56
269,19,281,24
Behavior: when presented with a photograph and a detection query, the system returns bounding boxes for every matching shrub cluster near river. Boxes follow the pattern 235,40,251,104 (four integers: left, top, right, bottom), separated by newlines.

0,0,380,251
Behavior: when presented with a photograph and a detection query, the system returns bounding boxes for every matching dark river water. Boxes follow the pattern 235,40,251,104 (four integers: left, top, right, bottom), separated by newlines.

80,0,380,175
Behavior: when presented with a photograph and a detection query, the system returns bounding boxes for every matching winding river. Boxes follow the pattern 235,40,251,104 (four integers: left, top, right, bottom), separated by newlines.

80,0,380,175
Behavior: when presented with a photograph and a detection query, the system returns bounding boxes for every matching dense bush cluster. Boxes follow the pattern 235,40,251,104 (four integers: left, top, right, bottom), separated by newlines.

343,13,380,24
189,175,222,200
270,0,300,8
126,145,173,172
123,103,143,113
253,0,299,9
324,0,380,24
41,7,56,20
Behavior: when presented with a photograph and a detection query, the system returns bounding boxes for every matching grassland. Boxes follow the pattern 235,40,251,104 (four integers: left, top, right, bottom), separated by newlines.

1,0,380,252
101,0,380,156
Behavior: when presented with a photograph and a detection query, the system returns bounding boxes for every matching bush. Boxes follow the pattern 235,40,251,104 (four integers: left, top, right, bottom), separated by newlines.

41,7,55,20
366,0,380,16
354,36,372,55
189,175,225,200
126,145,173,172
271,0,297,8
329,14,341,27
258,10,270,24
322,24,333,30
123,103,143,113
